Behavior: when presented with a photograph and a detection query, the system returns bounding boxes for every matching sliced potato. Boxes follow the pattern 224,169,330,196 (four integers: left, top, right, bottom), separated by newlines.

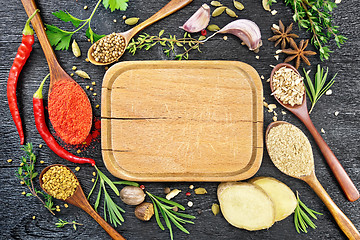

249,177,297,222
217,182,275,231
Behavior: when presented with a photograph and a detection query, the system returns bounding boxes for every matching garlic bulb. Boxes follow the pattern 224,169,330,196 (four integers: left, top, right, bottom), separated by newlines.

204,19,262,52
180,4,210,33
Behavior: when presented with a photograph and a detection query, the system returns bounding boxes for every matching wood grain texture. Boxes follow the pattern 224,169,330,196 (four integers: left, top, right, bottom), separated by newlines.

101,61,263,181
0,0,359,239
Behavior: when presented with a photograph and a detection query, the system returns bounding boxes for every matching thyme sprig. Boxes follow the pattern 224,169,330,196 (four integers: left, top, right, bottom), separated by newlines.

294,191,323,233
147,191,195,240
15,143,56,215
268,0,347,60
303,64,337,114
46,0,128,50
55,219,83,230
87,166,138,227
127,31,203,60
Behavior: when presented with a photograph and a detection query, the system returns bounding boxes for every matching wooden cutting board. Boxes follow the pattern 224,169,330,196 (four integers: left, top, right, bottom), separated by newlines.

101,61,263,182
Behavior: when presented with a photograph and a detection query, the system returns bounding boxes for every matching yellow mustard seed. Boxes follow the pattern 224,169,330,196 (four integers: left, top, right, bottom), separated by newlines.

20,162,24,167
96,105,100,108
75,167,80,172
92,172,96,176
72,66,77,71
86,86,90,89
56,208,61,212
85,58,90,62
91,178,95,182
22,191,26,195
84,6,88,10
20,181,25,185
40,160,44,164
64,204,69,208
70,73,74,77
39,144,43,148
56,205,60,209
82,142,87,145
77,149,81,154
7,159,13,163
32,216,36,220
90,88,93,91
93,93,97,96
92,82,96,86
122,15,127,20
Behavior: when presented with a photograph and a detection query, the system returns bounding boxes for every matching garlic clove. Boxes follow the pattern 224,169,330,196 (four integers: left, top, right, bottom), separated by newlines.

180,4,210,33
206,19,262,52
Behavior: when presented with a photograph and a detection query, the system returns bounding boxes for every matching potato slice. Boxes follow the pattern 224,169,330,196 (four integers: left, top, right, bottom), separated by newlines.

249,177,297,222
217,182,275,231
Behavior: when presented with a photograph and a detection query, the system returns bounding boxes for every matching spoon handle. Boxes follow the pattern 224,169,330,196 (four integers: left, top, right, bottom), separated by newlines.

125,0,193,39
298,112,359,202
304,173,360,240
21,0,67,88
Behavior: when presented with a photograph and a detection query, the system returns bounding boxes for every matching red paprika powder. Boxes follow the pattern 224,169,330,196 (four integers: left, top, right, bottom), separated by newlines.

48,80,92,145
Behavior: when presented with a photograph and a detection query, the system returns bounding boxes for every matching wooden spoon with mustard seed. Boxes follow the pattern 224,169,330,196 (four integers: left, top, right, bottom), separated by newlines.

21,0,92,144
39,164,126,240
265,121,360,240
88,0,193,65
269,63,359,202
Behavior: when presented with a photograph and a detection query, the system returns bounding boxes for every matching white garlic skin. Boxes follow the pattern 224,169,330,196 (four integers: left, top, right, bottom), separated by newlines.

180,4,210,33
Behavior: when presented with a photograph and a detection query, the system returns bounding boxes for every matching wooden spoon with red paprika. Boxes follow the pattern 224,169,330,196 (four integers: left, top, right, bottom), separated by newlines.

21,0,92,145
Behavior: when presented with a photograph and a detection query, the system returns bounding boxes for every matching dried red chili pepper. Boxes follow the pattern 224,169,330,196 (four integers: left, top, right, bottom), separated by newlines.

7,9,39,145
33,74,95,166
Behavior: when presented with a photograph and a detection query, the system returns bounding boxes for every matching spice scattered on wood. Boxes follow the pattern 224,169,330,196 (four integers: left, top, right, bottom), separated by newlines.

91,33,126,63
42,165,79,200
48,79,92,145
267,124,314,177
272,66,305,106
268,20,299,49
75,70,90,79
282,39,316,69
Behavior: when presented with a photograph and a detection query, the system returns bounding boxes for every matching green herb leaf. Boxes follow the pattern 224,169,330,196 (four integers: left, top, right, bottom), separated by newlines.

102,0,128,12
113,181,139,187
52,10,85,27
45,24,73,50
86,26,105,44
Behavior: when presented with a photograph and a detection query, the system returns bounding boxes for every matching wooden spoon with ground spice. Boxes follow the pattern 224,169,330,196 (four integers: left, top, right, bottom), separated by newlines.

39,164,126,240
87,0,193,65
265,121,360,239
269,63,359,202
21,0,92,145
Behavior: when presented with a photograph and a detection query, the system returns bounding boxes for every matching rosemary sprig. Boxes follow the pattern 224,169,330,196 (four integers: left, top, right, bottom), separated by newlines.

15,143,56,215
268,0,347,60
87,166,138,227
303,64,337,114
294,191,322,233
55,219,83,230
127,31,203,60
147,191,195,240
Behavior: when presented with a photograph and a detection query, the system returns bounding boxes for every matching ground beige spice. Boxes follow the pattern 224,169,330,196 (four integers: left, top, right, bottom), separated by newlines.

267,124,314,177
272,66,305,106
42,166,79,200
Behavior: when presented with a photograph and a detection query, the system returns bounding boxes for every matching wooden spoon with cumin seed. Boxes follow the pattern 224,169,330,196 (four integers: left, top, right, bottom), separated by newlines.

39,164,126,240
266,121,360,240
269,63,359,202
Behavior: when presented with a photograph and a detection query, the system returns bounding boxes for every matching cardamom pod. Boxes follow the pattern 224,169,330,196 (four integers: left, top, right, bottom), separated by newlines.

125,17,139,26
210,1,222,7
233,0,244,10
198,35,206,41
211,203,220,216
225,8,238,18
72,40,81,57
75,70,90,79
194,187,207,194
207,24,220,31
212,6,227,17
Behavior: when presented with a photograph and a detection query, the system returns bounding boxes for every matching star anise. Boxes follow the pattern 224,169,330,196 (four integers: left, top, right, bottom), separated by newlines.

268,20,299,49
282,38,317,69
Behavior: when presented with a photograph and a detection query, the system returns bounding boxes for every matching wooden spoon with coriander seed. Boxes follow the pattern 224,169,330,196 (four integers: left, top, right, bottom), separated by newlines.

269,63,359,202
265,121,360,239
39,164,126,240
88,0,193,65
21,0,92,145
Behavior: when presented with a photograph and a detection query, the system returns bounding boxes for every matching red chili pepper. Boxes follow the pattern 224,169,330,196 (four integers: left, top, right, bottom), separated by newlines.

139,185,145,190
7,10,39,145
186,192,191,196
201,29,207,36
33,75,95,166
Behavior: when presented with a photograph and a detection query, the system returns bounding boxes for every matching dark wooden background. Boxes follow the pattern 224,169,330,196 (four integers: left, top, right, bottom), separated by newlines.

1,0,359,239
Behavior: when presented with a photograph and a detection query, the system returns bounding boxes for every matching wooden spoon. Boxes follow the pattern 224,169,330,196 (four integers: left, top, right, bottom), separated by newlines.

88,0,193,65
21,0,92,143
269,63,359,202
265,121,360,240
39,164,126,240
